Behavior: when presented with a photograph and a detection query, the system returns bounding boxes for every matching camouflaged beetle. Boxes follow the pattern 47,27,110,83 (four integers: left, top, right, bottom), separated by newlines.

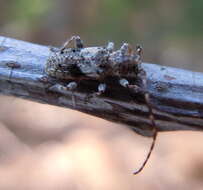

46,36,143,94
45,36,158,175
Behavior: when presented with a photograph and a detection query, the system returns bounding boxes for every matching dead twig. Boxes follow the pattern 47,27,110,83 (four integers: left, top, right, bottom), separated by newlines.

0,36,203,137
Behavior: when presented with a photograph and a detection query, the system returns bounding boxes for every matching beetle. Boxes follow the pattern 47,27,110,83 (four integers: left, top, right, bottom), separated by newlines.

45,36,158,175
46,36,143,94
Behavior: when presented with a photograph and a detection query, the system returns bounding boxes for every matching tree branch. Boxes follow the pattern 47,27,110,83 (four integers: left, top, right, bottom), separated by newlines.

0,36,203,137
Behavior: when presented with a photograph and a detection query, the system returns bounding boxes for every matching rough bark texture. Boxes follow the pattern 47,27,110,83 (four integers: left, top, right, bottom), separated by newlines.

0,36,203,137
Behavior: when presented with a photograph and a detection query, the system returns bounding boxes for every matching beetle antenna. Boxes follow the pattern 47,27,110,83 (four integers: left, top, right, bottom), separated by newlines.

133,64,158,175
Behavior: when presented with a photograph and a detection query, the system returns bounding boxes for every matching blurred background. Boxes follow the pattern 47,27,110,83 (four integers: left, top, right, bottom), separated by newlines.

0,0,203,189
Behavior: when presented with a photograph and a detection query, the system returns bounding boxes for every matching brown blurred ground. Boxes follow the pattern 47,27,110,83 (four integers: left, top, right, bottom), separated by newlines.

0,95,203,190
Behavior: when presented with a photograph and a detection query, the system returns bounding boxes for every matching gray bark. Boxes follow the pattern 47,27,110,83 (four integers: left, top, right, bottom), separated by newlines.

0,36,203,137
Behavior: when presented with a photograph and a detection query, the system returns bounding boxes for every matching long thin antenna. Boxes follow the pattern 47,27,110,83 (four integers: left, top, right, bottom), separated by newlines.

60,36,83,53
133,54,158,175
133,117,157,174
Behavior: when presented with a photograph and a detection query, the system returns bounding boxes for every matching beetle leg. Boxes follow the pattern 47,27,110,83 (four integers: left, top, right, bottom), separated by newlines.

135,45,143,57
106,42,114,53
119,78,141,93
48,82,77,107
84,83,106,103
66,81,77,90
60,36,84,53
120,43,133,55
66,82,77,108
96,83,106,95
48,84,67,93
119,78,129,88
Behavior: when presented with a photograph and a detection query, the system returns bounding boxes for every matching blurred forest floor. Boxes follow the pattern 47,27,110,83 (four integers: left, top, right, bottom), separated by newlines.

0,95,203,189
